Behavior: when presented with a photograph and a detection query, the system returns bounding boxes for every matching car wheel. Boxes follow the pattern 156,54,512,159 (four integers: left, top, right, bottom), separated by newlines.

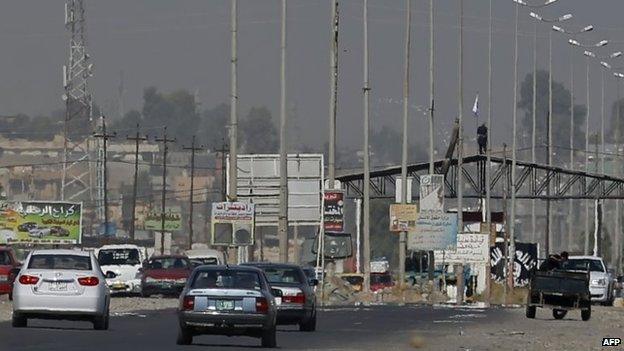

93,311,109,330
552,309,567,320
176,325,193,345
299,312,317,332
261,325,277,348
12,313,27,328
581,307,591,321
525,305,536,319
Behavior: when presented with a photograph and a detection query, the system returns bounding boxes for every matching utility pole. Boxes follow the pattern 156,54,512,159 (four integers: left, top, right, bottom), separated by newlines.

156,127,175,255
278,0,289,263
531,22,538,245
328,0,339,188
216,140,229,202
427,0,436,284
399,0,411,289
456,0,465,305
183,135,205,250
127,123,147,241
585,56,591,255
229,0,238,202
510,0,519,276
502,143,508,303
545,112,551,255
568,45,575,250
547,27,553,254
615,76,622,273
362,0,371,294
93,117,115,237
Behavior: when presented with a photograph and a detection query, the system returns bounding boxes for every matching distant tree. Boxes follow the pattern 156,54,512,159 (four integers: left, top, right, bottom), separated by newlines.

200,103,229,150
140,87,199,141
240,107,278,153
110,110,141,133
518,70,586,163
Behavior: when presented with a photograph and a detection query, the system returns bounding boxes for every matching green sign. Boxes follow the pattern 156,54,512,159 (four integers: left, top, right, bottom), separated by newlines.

0,201,82,245
144,207,182,232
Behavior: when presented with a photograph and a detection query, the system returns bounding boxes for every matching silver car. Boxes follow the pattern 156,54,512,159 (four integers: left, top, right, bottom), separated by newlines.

177,265,280,348
12,249,110,330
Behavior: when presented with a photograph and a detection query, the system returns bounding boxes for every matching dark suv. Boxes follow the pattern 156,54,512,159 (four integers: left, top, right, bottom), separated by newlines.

243,263,317,331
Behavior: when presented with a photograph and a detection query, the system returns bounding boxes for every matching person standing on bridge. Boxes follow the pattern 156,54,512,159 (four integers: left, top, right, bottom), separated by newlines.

477,123,488,155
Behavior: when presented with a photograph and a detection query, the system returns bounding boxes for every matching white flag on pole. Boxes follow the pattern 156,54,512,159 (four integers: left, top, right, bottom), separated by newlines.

472,93,479,118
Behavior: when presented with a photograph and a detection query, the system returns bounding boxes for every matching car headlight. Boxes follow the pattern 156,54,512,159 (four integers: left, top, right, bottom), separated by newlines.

144,277,157,283
592,278,607,286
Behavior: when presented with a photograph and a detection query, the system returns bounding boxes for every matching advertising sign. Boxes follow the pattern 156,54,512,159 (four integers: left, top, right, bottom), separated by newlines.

323,191,344,232
490,242,538,287
434,233,489,264
0,201,82,245
389,204,418,232
408,212,458,251
211,202,255,246
144,206,182,231
230,154,323,226
419,175,444,211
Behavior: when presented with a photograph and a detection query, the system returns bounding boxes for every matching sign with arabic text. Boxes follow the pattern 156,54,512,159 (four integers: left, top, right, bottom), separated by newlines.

0,201,82,245
490,242,538,287
211,202,255,246
434,233,489,264
323,191,344,232
144,206,182,231
408,212,458,250
389,204,418,232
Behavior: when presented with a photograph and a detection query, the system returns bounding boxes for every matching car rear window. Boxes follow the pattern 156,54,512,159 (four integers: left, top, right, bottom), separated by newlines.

261,267,303,284
98,249,141,266
191,270,262,290
28,254,92,270
147,257,190,269
190,257,218,266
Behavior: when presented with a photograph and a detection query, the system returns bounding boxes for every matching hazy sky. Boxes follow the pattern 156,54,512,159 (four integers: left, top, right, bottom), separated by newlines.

2,0,624,157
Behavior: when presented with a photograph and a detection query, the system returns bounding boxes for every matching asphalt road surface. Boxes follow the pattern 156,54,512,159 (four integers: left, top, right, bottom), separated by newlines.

0,305,508,351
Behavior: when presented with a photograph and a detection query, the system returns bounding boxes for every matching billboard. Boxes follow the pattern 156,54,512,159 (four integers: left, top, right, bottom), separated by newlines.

419,175,445,211
323,191,344,232
434,233,489,264
408,212,458,251
211,202,255,246
389,204,418,232
0,201,82,245
229,154,323,226
144,206,182,231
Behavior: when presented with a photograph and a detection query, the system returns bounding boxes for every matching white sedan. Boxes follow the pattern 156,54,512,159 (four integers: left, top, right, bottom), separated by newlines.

12,249,110,330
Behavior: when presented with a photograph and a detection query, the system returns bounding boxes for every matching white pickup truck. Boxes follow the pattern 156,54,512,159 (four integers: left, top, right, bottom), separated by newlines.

96,244,147,295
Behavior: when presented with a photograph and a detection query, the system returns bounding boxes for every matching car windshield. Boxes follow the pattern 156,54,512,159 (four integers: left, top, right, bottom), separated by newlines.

190,257,218,266
261,267,303,284
564,259,605,272
147,257,190,269
371,274,392,284
28,254,92,270
191,270,262,290
98,249,141,266
0,251,10,265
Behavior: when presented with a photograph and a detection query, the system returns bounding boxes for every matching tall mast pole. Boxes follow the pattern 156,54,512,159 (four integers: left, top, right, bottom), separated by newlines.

328,0,339,188
278,0,289,263
362,0,371,294
399,0,411,289
228,0,238,202
531,22,538,244
510,0,519,274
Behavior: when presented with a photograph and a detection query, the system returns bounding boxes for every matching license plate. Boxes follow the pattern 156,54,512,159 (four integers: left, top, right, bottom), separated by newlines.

0,275,7,282
113,282,125,289
216,300,234,311
49,282,68,291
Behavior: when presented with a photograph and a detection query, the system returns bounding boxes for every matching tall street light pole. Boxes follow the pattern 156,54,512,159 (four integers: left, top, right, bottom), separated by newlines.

399,0,411,289
229,0,238,203
552,24,594,250
328,0,339,189
362,0,371,294
428,0,435,174
614,71,624,273
529,11,572,254
510,0,520,274
278,0,289,263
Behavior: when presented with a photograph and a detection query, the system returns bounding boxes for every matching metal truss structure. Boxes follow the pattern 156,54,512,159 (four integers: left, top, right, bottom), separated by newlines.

61,0,98,207
337,154,624,200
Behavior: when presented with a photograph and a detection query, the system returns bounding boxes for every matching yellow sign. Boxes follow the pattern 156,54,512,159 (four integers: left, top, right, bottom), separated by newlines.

389,204,418,232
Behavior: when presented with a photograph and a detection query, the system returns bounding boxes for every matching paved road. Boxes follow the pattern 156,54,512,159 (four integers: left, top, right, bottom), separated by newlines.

0,305,508,351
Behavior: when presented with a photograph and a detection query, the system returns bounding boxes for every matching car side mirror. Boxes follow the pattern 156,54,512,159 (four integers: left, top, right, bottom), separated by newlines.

271,288,283,297
310,279,319,286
